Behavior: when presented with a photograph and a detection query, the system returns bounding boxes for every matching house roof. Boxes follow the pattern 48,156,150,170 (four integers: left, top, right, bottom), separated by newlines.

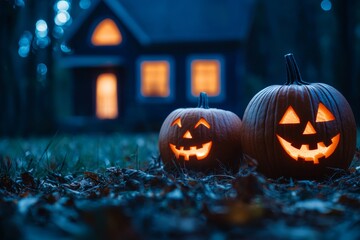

65,0,256,46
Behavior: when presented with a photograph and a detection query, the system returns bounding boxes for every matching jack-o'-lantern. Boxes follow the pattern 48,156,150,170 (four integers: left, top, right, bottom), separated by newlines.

159,92,242,173
240,53,357,179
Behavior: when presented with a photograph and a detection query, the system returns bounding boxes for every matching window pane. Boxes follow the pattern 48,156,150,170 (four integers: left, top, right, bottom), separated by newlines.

91,18,122,46
96,73,118,119
191,60,220,97
141,61,170,97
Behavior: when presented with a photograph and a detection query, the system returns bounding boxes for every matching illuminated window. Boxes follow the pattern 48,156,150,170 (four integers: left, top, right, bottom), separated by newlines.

91,18,122,46
190,59,221,97
96,73,118,119
140,61,170,97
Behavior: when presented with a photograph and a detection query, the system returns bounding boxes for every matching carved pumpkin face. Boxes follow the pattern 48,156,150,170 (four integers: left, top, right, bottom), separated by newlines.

240,54,357,179
159,92,242,173
169,117,213,161
276,103,340,164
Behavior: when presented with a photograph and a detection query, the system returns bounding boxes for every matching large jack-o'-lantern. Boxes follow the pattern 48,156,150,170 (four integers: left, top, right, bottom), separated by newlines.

240,53,357,179
276,103,340,164
159,92,242,173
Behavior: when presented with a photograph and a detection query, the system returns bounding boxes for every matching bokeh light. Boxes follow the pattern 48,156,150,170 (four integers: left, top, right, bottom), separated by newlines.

55,10,71,26
36,37,50,48
18,46,30,58
60,43,72,53
18,31,32,58
15,0,25,7
56,0,70,11
79,0,91,9
37,63,48,76
52,26,64,39
320,0,332,11
35,19,48,38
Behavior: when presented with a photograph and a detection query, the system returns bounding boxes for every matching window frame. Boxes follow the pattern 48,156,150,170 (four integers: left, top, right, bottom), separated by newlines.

136,56,175,103
187,54,225,102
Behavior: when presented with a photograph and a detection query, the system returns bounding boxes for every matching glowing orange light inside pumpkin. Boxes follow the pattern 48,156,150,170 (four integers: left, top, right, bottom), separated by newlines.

171,117,182,127
303,121,317,135
277,134,340,164
141,61,170,97
194,118,211,129
96,73,118,119
191,60,220,97
277,102,339,164
316,103,335,122
183,130,192,139
169,117,213,160
91,18,122,46
279,106,300,124
169,142,212,161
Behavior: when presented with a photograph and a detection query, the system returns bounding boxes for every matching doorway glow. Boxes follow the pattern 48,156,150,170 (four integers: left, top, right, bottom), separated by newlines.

96,73,118,119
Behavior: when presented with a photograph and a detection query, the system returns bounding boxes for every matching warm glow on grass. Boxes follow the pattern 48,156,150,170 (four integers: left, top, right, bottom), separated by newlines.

96,73,118,119
91,18,122,46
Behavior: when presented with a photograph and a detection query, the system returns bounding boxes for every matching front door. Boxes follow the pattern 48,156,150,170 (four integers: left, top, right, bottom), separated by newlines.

95,72,118,119
73,67,125,120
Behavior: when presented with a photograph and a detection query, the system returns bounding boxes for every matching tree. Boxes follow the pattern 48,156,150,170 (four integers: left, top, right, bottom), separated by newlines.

0,0,55,136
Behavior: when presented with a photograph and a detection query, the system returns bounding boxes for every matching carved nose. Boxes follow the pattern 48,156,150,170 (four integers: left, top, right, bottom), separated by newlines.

303,121,317,135
183,130,193,139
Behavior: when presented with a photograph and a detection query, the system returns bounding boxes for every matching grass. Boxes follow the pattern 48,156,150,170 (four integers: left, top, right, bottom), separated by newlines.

1,132,360,239
0,133,159,177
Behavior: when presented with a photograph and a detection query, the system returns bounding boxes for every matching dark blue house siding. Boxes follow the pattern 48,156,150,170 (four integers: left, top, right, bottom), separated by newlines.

55,0,255,132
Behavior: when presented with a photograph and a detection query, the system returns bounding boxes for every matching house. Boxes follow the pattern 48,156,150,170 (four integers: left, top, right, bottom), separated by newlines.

55,0,256,132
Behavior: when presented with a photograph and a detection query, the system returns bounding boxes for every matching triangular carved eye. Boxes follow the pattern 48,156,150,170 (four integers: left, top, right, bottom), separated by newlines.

171,117,182,127
195,118,210,129
279,106,300,124
316,103,335,122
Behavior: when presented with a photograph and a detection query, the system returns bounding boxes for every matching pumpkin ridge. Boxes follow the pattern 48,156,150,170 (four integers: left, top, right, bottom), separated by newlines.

303,84,316,125
243,86,276,174
272,86,288,174
263,87,279,175
316,83,356,164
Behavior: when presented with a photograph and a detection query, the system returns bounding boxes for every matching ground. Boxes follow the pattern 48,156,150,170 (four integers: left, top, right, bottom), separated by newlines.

1,134,360,240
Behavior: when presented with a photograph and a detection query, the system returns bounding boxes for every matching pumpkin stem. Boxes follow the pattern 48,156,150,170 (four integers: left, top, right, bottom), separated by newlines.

285,53,308,85
198,92,209,109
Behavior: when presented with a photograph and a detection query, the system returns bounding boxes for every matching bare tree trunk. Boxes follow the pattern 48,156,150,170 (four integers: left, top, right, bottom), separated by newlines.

2,1,55,136
0,2,21,136
333,0,359,122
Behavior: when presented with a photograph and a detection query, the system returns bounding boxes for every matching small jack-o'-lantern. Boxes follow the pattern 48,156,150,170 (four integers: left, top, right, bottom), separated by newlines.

241,53,357,179
159,92,242,173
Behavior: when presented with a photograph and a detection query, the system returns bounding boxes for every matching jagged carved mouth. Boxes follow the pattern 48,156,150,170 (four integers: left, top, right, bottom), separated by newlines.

169,142,212,161
276,134,340,164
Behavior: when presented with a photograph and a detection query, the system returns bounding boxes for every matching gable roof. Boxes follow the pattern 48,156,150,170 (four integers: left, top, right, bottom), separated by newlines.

65,0,256,46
